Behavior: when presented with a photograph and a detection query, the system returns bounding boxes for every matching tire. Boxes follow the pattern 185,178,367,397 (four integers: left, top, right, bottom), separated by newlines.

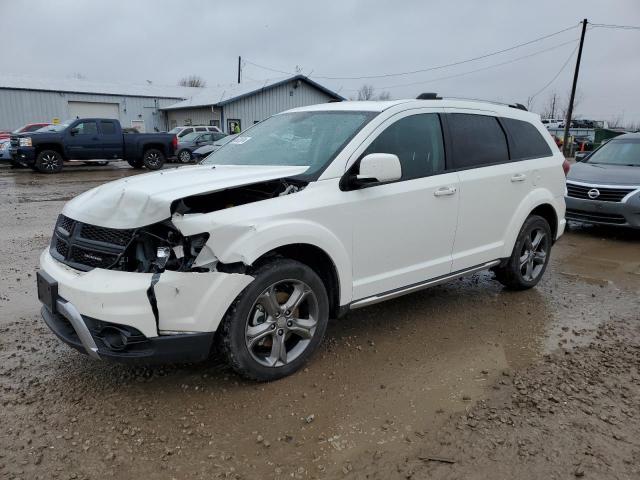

219,258,329,381
177,149,192,164
35,149,63,173
142,148,165,170
493,215,552,290
127,158,144,169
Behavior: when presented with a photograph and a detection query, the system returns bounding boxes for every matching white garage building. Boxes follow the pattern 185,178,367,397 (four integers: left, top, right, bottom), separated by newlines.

0,74,343,134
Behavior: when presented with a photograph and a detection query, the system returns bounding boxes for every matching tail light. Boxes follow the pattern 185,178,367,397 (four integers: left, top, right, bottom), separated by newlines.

172,135,178,150
562,159,571,177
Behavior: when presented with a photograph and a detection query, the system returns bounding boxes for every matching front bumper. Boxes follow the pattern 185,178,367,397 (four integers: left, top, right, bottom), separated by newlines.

38,249,254,362
10,146,37,164
565,195,640,228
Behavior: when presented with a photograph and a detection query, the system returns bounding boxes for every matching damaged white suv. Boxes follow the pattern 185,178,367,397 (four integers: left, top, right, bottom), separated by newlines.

37,97,566,380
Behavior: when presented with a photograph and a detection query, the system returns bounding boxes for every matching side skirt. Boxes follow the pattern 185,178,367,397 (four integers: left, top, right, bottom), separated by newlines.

349,260,501,310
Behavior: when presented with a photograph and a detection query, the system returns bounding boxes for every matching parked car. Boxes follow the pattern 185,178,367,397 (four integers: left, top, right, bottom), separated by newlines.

0,122,52,140
10,118,177,173
566,133,640,228
541,118,563,129
176,131,227,163
168,125,221,139
0,139,12,162
192,134,237,162
36,97,566,380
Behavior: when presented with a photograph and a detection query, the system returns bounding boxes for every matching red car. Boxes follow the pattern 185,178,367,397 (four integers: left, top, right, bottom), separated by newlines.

0,123,52,140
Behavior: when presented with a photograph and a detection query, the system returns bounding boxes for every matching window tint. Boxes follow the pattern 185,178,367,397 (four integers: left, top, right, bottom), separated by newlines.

75,121,98,135
501,118,552,159
447,114,508,168
100,121,117,135
178,128,193,137
362,113,445,180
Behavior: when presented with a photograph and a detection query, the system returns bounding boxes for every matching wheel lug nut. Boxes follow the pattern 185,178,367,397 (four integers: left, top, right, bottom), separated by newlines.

277,329,284,336
287,321,293,327
270,324,276,330
285,310,291,316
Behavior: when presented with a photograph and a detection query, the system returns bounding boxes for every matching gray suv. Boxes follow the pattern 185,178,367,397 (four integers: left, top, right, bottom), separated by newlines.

566,133,640,228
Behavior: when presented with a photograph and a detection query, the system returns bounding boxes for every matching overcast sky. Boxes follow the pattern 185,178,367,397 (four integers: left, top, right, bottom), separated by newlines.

3,0,639,124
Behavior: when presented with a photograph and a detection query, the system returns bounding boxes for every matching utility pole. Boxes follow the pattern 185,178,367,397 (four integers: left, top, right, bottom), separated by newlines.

237,56,241,84
563,18,587,156
551,94,556,119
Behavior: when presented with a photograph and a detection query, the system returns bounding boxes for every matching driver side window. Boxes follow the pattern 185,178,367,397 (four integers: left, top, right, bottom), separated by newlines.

75,121,98,135
362,113,445,181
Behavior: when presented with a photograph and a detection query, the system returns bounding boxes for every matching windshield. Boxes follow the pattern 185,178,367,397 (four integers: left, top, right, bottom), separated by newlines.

180,132,202,142
37,122,72,132
586,139,640,166
202,111,375,177
168,127,182,134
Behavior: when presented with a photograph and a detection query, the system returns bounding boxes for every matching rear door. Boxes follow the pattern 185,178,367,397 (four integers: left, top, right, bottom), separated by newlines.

347,109,460,300
99,120,121,159
65,120,101,160
444,110,532,271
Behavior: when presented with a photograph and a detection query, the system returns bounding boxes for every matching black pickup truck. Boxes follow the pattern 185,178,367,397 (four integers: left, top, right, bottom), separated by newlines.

10,118,177,173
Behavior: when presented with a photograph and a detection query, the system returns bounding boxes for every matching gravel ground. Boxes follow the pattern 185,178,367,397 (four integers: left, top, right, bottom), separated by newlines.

0,162,639,479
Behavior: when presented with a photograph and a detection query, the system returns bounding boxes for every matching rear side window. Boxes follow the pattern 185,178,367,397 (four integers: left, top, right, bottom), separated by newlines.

100,121,117,135
362,113,445,180
501,118,552,159
178,128,193,137
195,127,206,132
447,113,508,169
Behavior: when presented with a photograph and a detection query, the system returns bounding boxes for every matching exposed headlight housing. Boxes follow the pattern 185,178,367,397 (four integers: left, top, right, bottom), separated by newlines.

19,137,32,147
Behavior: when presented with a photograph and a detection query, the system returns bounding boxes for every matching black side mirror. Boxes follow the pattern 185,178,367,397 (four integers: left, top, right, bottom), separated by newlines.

69,127,79,135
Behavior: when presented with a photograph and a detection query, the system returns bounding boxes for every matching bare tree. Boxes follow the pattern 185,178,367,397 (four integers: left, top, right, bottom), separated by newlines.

353,84,392,101
539,92,560,119
178,75,207,88
558,89,584,121
608,114,625,129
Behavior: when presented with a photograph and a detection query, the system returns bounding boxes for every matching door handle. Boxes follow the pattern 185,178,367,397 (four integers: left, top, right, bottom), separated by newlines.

434,186,457,197
511,173,527,182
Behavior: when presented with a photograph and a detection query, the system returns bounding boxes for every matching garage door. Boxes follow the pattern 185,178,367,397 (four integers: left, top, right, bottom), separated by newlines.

68,101,120,120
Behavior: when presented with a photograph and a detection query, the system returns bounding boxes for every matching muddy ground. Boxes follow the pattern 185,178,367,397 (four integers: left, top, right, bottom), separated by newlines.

0,162,639,480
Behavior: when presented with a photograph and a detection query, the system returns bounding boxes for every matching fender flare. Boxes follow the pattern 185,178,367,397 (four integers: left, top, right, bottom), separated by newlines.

501,188,560,258
209,219,353,305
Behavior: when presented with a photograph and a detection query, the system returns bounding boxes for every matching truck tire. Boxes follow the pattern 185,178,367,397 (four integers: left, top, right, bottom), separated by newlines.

493,215,552,290
35,150,64,173
219,257,329,381
127,158,144,169
142,149,165,170
177,149,192,163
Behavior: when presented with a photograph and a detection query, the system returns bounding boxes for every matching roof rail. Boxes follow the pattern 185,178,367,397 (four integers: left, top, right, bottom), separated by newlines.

416,92,442,100
444,96,528,111
508,103,528,111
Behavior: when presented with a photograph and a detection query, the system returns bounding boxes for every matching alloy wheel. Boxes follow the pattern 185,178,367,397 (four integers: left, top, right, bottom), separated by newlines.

145,152,161,168
245,279,319,368
41,153,60,171
519,228,548,282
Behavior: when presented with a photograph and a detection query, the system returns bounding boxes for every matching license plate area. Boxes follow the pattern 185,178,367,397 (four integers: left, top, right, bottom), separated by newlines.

37,271,58,313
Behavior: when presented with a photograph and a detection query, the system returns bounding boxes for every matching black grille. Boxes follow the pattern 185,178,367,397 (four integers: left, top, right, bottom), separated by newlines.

79,224,134,246
566,183,635,202
10,136,19,147
566,208,627,225
50,214,135,271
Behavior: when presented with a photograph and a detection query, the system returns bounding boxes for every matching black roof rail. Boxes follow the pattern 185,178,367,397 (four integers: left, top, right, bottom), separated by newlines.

508,103,528,111
416,92,442,100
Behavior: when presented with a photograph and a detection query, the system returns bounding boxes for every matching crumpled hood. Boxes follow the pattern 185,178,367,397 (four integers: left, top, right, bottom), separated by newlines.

568,162,640,185
62,164,309,229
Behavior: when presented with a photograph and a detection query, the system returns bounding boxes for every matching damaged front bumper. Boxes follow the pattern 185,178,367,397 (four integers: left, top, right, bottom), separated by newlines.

37,249,253,362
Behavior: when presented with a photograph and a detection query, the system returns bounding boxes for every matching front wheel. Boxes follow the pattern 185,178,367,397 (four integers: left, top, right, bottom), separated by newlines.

493,215,552,290
219,258,329,381
35,150,63,173
142,148,165,170
177,149,192,163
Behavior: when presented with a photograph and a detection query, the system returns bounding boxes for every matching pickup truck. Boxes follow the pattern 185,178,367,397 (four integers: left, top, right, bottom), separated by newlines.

10,118,177,173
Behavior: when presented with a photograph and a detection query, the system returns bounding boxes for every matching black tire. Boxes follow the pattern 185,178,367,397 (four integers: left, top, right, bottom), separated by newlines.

142,148,165,170
35,149,63,173
127,158,144,169
177,149,192,164
219,257,329,381
493,215,552,290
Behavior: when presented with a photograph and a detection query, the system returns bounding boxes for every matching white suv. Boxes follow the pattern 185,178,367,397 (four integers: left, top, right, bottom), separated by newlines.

37,98,566,380
168,125,221,139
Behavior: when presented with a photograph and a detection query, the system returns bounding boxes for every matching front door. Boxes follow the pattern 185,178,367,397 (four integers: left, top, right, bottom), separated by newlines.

65,120,101,160
347,111,460,301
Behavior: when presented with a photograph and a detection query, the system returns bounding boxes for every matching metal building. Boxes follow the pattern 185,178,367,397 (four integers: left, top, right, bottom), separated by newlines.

0,74,343,134
161,75,344,133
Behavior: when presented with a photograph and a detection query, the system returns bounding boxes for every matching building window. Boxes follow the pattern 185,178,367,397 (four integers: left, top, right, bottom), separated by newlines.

227,119,241,134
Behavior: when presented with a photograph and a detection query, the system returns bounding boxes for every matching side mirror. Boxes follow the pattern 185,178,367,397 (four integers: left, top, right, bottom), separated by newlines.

69,127,79,135
357,153,402,184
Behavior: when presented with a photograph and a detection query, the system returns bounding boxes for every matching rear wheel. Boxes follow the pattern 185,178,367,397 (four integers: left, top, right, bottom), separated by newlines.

178,149,192,163
142,149,165,170
493,215,552,290
35,150,63,173
219,258,329,381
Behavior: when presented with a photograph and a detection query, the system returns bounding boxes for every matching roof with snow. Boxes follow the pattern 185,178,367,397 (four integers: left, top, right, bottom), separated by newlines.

161,75,344,110
0,74,201,99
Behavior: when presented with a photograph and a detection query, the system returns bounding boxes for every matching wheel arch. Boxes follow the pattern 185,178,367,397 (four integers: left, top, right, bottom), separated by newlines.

36,143,66,160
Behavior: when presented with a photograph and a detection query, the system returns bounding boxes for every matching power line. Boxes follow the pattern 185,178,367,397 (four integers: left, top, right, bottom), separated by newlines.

529,43,579,101
590,23,640,30
363,38,579,92
245,24,579,81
